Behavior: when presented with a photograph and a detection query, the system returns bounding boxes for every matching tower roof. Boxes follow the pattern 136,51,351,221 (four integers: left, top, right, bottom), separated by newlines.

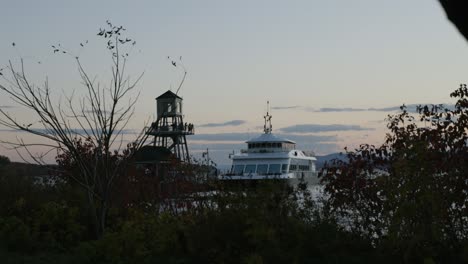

156,90,182,100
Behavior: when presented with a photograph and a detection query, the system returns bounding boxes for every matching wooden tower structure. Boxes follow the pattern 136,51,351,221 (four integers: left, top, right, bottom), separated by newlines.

145,90,194,163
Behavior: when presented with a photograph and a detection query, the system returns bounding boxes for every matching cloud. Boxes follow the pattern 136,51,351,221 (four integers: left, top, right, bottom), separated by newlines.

199,120,246,128
191,133,255,141
271,105,301,110
191,132,337,143
304,104,455,113
279,134,338,143
255,103,455,114
0,128,140,135
315,107,366,112
374,104,455,113
306,106,396,113
270,106,368,112
368,104,430,112
279,124,373,133
367,119,386,124
189,142,244,151
190,142,342,165
367,106,402,112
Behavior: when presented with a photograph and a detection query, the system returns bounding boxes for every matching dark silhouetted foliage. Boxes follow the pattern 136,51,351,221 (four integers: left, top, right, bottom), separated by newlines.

0,155,10,166
321,84,468,263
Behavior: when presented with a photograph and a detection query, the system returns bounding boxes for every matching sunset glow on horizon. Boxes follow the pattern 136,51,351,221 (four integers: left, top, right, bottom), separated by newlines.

1,0,467,165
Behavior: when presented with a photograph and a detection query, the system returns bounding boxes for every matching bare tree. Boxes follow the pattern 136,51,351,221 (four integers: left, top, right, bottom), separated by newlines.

0,21,146,238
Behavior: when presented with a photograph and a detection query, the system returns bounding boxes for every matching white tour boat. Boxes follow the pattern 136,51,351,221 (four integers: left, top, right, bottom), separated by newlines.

219,103,319,185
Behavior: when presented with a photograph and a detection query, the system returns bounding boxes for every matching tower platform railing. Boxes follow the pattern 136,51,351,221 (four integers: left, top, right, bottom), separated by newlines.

145,122,195,136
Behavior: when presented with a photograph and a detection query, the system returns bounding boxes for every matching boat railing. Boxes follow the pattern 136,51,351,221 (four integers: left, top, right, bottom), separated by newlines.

222,171,317,179
255,172,282,176
223,172,284,177
241,149,286,153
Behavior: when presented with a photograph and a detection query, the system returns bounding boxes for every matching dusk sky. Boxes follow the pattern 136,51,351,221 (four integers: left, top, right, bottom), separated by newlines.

1,0,467,165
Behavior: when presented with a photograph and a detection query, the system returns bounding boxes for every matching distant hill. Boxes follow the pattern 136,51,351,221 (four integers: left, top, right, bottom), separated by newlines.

315,153,348,170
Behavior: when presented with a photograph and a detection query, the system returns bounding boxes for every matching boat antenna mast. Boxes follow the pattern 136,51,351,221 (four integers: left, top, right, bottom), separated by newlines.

264,101,272,134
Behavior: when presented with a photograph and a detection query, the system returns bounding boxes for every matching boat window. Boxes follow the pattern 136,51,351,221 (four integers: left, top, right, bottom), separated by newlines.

257,164,268,175
268,164,281,174
261,143,266,148
281,164,288,173
290,164,297,171
233,165,244,174
245,164,256,173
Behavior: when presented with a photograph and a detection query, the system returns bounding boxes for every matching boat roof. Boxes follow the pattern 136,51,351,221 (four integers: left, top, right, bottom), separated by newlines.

246,133,295,144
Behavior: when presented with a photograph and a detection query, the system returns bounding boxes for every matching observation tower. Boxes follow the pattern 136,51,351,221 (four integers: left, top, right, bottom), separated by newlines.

144,90,194,163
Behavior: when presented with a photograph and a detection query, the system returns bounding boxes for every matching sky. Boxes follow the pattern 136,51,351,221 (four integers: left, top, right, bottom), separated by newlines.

0,0,467,166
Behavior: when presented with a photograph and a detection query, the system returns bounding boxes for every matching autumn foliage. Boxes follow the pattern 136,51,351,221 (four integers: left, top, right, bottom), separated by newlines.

321,84,468,262
1,87,468,263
